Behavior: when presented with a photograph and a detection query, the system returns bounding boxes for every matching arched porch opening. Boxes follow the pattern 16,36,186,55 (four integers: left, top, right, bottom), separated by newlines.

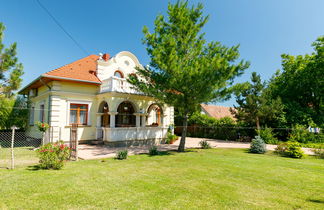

146,104,163,127
98,101,110,127
116,101,136,127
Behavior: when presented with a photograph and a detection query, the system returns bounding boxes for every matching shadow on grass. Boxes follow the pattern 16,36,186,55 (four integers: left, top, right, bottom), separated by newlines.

307,198,324,204
26,165,41,171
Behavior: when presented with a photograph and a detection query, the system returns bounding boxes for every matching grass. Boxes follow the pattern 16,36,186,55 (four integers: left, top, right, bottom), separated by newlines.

0,148,323,209
0,147,38,169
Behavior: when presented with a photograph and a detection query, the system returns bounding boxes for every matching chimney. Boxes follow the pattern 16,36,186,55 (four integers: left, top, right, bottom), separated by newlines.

102,53,110,61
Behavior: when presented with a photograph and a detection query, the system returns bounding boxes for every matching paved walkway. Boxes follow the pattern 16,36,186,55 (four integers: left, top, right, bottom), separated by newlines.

78,137,314,160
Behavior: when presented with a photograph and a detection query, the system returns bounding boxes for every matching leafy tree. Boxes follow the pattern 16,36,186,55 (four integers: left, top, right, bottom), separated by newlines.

0,22,26,129
128,1,249,151
232,72,285,130
0,22,24,97
268,36,324,126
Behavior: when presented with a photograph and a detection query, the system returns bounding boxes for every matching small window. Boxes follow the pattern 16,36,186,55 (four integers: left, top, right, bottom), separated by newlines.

39,104,45,123
114,71,124,78
29,107,35,125
70,104,88,125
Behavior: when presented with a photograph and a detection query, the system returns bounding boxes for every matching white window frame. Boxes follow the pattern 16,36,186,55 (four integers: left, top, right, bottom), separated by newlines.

29,105,35,126
39,101,45,123
66,100,92,126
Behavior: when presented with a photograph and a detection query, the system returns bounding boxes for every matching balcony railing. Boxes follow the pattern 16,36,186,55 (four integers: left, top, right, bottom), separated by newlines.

100,77,142,94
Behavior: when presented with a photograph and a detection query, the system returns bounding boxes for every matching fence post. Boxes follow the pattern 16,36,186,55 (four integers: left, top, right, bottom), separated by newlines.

10,126,17,170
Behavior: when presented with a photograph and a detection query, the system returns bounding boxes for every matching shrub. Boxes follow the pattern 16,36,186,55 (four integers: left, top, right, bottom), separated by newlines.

249,136,267,154
257,127,278,144
36,141,71,170
275,141,304,158
116,150,128,160
165,132,178,144
199,140,211,149
313,146,324,159
149,146,159,156
288,124,324,144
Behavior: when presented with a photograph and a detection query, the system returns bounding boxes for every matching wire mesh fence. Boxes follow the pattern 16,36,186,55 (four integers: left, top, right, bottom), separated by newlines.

0,128,44,169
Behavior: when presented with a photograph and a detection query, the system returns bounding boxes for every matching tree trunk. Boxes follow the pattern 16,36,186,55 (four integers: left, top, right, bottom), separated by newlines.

178,114,188,152
256,116,260,131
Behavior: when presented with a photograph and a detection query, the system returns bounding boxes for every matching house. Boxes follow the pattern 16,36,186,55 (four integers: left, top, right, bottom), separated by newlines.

19,51,174,146
200,104,235,120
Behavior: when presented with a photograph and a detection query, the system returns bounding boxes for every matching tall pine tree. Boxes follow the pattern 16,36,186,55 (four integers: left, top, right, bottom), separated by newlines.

128,1,249,151
0,22,24,98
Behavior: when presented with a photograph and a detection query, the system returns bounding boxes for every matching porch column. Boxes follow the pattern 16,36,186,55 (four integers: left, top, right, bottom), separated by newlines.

134,113,141,127
108,111,118,128
141,114,147,127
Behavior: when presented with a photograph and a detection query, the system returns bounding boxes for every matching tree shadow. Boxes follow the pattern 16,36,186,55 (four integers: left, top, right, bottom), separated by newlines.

26,165,41,171
307,198,324,204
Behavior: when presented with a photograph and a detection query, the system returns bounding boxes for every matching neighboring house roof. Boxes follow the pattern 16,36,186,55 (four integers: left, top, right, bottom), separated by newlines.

200,104,235,120
19,55,101,94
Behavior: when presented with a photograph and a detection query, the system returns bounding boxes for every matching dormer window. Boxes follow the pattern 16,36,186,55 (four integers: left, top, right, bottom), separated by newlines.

114,71,124,78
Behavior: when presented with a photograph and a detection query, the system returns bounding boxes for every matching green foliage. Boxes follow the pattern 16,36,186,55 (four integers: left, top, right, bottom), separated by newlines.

35,121,50,132
128,1,249,151
256,127,278,144
149,146,159,156
267,36,324,126
249,136,267,154
288,124,324,144
0,95,28,129
275,141,304,158
0,22,24,97
36,141,71,169
115,150,128,160
199,140,211,149
313,146,324,159
233,72,285,129
165,132,178,144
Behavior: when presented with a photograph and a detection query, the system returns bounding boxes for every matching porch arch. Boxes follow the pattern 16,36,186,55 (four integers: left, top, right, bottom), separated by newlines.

115,101,136,127
98,101,110,127
146,103,163,127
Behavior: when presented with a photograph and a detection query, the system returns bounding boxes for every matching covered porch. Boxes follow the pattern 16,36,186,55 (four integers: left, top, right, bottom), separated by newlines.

95,100,169,144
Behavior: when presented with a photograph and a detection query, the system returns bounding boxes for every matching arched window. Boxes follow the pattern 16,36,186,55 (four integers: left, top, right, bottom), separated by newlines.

116,101,136,127
147,104,162,127
114,70,124,78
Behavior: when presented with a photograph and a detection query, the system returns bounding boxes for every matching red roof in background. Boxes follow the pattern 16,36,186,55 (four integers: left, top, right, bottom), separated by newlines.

43,54,101,83
201,104,235,120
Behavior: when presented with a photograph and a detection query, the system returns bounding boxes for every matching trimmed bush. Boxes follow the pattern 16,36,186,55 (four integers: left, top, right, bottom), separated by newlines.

149,146,159,156
275,141,304,158
257,127,278,144
115,150,128,160
249,136,267,154
36,141,71,170
313,146,324,159
199,140,211,149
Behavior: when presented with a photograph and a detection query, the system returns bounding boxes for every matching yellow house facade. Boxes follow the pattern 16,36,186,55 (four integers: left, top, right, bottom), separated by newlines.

19,51,174,146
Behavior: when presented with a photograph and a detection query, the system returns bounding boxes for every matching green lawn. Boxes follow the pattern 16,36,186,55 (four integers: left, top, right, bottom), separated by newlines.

0,147,38,169
0,149,323,209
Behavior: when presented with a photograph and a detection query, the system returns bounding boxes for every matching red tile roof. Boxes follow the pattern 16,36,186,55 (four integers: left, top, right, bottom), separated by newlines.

201,104,235,120
43,54,101,83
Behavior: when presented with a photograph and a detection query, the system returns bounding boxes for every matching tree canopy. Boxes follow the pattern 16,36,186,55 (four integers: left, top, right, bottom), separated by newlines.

268,36,324,126
0,22,24,98
128,1,249,151
232,72,285,129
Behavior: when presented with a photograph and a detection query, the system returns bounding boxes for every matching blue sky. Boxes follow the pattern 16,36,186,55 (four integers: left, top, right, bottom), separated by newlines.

1,0,323,106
